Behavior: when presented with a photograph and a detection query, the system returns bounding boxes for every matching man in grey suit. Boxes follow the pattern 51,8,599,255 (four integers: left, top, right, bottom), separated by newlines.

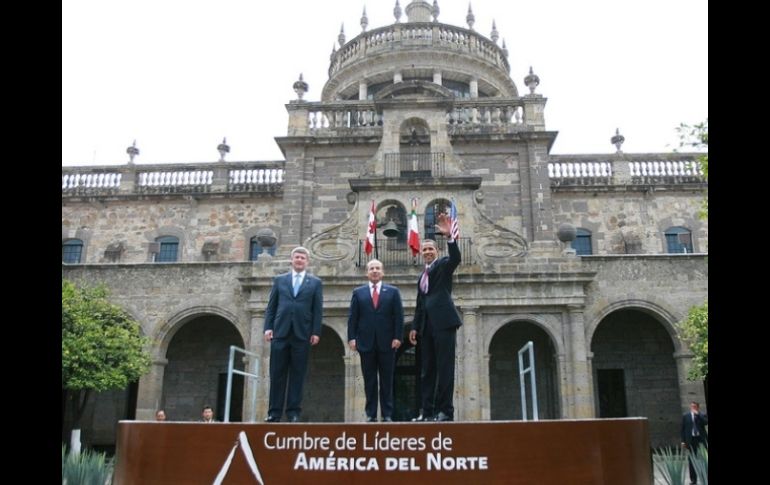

347,259,404,422
264,246,323,422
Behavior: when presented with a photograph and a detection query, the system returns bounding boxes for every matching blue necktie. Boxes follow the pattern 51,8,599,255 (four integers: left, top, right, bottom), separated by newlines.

293,274,301,297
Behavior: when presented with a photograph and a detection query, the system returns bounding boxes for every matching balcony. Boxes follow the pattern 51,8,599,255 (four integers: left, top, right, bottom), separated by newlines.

384,152,445,179
357,237,473,268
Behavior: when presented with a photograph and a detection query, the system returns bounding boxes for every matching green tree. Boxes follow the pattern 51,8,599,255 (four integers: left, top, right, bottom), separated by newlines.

676,120,708,380
62,279,151,452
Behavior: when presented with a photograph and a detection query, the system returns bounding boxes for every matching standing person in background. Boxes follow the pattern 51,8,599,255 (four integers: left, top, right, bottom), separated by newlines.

681,401,708,484
200,405,217,423
264,246,323,423
347,259,404,422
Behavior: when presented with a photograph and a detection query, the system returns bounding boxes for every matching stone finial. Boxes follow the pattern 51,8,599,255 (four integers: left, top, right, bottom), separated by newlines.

338,23,346,47
611,128,626,153
126,140,139,164
466,3,475,30
432,0,440,22
330,43,337,60
217,137,230,162
361,6,368,32
293,73,309,100
524,66,540,95
501,38,509,58
394,0,402,22
491,20,499,43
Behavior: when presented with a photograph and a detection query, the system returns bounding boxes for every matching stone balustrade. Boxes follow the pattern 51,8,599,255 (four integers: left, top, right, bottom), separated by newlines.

449,99,525,127
306,102,382,131
548,155,706,188
330,22,509,77
62,162,285,197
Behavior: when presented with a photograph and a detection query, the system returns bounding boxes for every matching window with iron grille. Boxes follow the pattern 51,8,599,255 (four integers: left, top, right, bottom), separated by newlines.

249,237,277,261
155,236,179,262
62,239,83,264
574,229,593,256
665,226,693,253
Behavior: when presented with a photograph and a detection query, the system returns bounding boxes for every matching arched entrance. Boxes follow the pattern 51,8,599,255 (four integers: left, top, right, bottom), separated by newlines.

489,321,560,420
302,324,345,422
162,314,245,422
590,309,680,447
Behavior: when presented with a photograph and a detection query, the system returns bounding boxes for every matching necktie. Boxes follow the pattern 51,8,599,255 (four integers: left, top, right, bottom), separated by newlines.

293,274,301,297
372,284,379,309
420,266,429,294
692,413,698,436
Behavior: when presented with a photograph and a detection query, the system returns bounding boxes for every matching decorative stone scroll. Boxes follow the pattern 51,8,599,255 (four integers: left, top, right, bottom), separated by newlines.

304,195,360,262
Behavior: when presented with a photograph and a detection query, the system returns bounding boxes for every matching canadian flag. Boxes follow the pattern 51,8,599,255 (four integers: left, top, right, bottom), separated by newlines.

364,199,376,255
408,198,420,256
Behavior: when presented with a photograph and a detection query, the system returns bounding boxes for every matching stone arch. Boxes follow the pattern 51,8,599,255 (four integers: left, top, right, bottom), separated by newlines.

589,306,681,447
156,305,243,357
587,299,683,354
487,317,562,420
160,309,246,422
302,323,345,422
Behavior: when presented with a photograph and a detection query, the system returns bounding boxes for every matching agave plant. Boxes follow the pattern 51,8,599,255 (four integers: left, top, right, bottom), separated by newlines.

653,446,687,485
688,444,708,485
62,446,112,485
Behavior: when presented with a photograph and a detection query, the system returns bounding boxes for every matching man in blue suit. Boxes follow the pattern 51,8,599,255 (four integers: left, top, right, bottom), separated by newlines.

409,213,462,422
347,259,404,422
264,246,323,422
680,401,708,484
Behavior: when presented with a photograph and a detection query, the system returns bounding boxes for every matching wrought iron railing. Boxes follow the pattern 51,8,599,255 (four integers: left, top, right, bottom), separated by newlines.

357,237,473,267
384,152,445,178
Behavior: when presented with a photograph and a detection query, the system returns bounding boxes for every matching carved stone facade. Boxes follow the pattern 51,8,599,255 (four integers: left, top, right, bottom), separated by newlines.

62,1,706,450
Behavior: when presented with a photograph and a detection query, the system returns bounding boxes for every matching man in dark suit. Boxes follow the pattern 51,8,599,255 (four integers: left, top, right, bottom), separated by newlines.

263,246,323,422
680,401,708,484
409,213,462,422
347,259,404,422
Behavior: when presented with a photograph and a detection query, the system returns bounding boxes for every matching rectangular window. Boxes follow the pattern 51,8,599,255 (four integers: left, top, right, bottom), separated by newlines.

156,242,178,262
62,242,83,263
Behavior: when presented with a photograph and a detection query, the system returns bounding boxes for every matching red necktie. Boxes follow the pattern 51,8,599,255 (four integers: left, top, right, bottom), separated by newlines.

372,284,379,309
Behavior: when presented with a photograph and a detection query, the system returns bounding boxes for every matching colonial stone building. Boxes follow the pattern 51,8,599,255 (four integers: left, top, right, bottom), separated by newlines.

62,1,707,450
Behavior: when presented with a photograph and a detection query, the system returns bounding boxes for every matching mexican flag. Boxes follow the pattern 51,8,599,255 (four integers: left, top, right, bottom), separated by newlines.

365,199,376,255
408,198,420,256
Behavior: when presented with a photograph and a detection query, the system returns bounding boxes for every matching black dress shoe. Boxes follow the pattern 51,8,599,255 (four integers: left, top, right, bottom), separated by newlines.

434,412,453,422
382,417,393,422
366,416,376,422
411,414,433,422
288,415,300,422
265,416,280,423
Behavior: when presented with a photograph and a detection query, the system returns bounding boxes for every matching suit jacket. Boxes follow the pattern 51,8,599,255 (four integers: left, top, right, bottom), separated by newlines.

681,411,708,443
413,240,463,334
347,283,404,353
264,272,323,341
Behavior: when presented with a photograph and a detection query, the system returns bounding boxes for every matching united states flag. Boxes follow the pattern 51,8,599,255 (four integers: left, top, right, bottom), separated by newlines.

449,200,460,240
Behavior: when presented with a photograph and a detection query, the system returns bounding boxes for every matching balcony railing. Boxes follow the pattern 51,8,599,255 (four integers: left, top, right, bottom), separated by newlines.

357,237,473,268
384,152,445,179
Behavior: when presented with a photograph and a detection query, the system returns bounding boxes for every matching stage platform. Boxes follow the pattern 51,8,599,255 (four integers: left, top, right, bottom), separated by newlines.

113,418,651,484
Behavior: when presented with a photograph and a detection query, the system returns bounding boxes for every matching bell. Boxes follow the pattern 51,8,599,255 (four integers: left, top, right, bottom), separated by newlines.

382,220,400,238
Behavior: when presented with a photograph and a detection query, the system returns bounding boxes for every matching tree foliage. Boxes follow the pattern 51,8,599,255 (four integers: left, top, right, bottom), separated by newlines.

681,301,708,380
62,279,151,426
676,120,708,381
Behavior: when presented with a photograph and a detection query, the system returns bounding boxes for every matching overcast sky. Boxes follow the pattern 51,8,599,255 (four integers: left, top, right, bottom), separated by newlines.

62,0,708,166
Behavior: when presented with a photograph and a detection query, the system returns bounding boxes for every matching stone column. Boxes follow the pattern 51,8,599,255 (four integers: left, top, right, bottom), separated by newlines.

567,305,594,418
461,306,482,420
480,353,492,420
433,70,442,85
359,81,368,100
469,78,479,98
134,356,168,420
245,311,267,422
394,70,403,83
345,350,365,421
674,351,706,412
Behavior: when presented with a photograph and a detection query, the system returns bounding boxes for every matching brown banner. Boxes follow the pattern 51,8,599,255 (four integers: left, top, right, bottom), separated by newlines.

114,418,651,484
